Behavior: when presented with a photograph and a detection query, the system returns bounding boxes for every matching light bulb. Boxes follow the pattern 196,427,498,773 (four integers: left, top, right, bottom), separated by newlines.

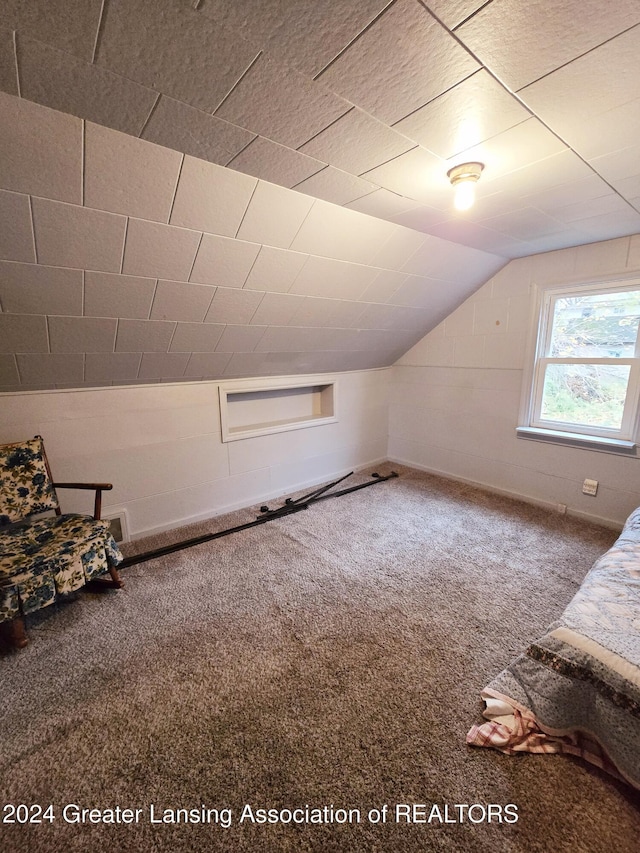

447,162,484,212
454,180,476,211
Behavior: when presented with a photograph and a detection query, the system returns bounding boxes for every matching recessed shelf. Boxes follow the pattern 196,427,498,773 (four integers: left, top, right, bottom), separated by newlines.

219,377,338,442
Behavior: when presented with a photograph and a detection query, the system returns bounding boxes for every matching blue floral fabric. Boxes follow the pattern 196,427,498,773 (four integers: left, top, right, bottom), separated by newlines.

0,437,59,525
0,437,123,625
0,514,123,622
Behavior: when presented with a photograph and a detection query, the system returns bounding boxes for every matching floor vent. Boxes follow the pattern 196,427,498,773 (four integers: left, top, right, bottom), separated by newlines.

103,510,130,544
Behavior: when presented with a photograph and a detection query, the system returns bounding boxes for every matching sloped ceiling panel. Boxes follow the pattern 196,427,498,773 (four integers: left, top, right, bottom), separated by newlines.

1,0,640,391
0,92,505,391
0,1,638,256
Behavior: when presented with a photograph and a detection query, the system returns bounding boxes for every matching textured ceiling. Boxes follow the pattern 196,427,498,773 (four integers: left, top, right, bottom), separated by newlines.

1,0,640,391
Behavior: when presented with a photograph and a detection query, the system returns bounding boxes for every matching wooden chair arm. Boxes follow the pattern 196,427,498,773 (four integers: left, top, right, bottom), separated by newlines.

53,482,113,491
52,483,113,520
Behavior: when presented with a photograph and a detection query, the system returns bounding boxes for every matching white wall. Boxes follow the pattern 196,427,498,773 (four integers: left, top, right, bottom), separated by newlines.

0,368,390,539
390,235,640,529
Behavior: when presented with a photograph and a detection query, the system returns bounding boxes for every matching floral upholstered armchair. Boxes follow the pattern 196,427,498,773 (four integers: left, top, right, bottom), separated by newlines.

0,436,124,649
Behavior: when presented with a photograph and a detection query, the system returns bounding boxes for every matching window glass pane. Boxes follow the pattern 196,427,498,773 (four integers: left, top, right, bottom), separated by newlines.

540,363,630,430
549,290,640,358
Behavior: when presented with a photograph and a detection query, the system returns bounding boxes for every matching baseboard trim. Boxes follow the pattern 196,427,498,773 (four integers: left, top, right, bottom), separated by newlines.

125,453,625,542
387,455,624,531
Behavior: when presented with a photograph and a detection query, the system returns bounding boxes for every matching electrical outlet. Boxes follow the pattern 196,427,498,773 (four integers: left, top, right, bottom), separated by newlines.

582,478,598,496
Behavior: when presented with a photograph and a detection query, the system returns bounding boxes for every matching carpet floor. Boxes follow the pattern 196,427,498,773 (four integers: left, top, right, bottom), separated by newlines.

1,465,639,852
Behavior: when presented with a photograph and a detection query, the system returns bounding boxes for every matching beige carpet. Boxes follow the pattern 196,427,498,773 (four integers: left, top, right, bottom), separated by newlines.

1,465,639,852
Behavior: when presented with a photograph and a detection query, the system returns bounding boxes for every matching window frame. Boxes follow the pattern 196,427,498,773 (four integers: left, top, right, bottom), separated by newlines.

519,275,640,450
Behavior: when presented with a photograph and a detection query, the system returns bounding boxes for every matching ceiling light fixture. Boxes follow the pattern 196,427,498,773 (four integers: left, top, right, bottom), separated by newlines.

447,161,484,211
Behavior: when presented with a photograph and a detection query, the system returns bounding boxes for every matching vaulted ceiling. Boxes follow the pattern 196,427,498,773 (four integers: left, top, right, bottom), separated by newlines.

1,0,640,391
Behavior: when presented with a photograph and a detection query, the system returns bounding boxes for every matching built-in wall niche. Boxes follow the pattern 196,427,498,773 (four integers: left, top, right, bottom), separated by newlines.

219,376,338,442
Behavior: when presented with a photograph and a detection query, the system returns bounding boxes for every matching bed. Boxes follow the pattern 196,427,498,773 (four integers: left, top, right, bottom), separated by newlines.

467,506,640,790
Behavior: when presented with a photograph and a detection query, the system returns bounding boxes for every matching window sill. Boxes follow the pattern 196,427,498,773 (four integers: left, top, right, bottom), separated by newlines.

516,426,637,454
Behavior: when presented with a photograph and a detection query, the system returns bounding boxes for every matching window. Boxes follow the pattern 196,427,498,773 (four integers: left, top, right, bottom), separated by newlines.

520,279,640,448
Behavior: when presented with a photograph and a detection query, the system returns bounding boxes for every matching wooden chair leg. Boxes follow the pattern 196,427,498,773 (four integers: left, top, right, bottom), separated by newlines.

86,566,124,590
108,566,124,589
1,615,29,649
